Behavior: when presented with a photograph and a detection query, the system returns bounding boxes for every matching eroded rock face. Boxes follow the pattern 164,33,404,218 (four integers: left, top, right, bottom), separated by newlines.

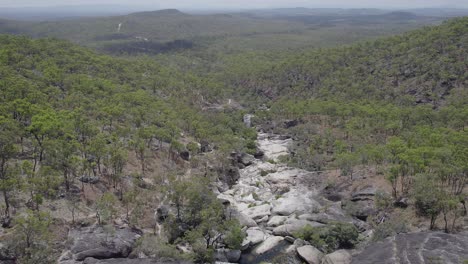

67,226,142,261
351,232,468,264
343,187,378,221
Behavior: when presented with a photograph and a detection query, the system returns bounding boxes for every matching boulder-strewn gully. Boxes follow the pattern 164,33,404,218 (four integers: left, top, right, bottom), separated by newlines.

216,132,468,264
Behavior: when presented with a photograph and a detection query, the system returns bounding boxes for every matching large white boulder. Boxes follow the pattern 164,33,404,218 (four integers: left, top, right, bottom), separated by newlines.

241,204,271,220
297,245,324,264
243,228,266,247
272,190,321,216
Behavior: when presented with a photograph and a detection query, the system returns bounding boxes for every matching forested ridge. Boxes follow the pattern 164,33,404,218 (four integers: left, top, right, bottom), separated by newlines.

0,13,466,264
225,17,467,106
0,35,255,263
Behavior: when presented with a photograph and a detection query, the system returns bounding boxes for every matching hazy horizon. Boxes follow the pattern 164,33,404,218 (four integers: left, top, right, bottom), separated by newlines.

1,0,467,9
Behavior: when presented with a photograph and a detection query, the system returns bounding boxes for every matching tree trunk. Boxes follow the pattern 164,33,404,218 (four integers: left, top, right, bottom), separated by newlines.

430,214,437,230
443,212,449,233
2,190,10,217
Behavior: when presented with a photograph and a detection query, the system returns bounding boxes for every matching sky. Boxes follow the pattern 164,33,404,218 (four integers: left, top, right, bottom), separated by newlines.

0,0,467,9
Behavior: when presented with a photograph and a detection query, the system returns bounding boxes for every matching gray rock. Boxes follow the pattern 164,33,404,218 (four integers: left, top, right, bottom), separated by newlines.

256,215,269,223
297,245,324,264
215,249,241,263
200,140,212,153
351,187,377,201
0,243,14,262
238,153,255,167
321,250,351,264
68,226,141,261
394,197,410,208
241,204,271,221
179,151,190,161
243,114,254,128
351,232,468,264
342,199,376,221
257,133,291,161
271,190,321,216
244,228,266,246
79,176,100,184
293,239,306,247
226,250,241,263
283,119,300,129
267,215,288,227
156,205,170,222
234,210,258,228
253,236,284,255
273,219,325,237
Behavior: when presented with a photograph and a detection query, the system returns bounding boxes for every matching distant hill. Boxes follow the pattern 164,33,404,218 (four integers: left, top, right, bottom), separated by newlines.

131,9,186,17
0,8,448,55
0,5,154,21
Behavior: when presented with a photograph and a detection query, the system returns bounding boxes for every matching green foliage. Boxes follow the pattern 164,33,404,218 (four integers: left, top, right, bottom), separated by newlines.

11,210,54,264
335,152,359,178
95,192,118,225
134,234,189,261
372,217,409,241
294,222,359,253
223,221,245,250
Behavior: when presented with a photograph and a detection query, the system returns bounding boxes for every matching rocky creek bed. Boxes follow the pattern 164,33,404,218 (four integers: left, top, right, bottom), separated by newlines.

215,132,468,264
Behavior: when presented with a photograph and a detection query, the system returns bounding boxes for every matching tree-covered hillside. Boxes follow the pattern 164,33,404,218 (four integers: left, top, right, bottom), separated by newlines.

225,17,467,106
233,18,467,238
0,35,255,262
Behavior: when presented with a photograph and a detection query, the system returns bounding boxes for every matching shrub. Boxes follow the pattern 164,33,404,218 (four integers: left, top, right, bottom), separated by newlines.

224,222,245,250
372,218,408,241
133,235,186,260
294,222,359,253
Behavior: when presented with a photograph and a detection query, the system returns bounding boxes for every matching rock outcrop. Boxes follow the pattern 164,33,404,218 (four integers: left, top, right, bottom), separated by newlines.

62,226,142,262
351,232,468,264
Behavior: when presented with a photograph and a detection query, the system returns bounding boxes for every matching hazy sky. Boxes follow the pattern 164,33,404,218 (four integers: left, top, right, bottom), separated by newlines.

1,0,466,9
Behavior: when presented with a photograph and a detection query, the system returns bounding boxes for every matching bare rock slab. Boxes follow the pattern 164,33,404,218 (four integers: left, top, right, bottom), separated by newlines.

351,232,468,264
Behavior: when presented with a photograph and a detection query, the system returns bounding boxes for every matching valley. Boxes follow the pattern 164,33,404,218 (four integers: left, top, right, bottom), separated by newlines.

0,5,466,264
